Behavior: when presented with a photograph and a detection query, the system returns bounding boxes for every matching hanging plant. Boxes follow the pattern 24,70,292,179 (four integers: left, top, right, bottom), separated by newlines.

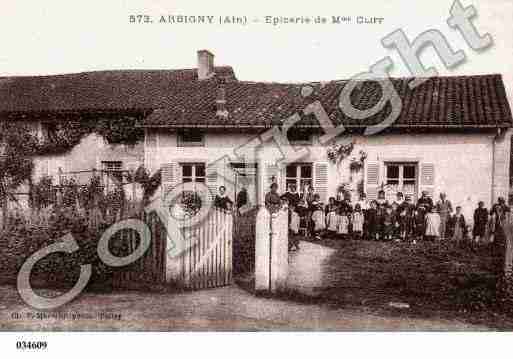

327,141,354,164
349,150,368,172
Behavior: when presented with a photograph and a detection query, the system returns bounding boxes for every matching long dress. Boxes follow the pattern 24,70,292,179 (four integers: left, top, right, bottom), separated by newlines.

337,214,350,235
451,214,466,241
311,202,325,232
352,212,364,232
425,212,441,237
289,210,300,234
326,210,338,232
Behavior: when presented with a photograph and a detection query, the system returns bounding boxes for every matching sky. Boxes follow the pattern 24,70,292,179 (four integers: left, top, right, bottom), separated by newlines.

1,0,512,103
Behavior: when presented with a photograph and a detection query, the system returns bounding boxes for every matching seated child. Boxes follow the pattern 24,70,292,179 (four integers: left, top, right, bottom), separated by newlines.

425,206,441,241
352,204,364,240
337,207,350,240
325,197,339,238
288,204,301,251
311,195,325,240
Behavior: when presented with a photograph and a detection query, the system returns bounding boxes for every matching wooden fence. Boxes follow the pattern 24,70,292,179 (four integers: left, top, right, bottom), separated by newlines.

113,207,234,290
112,211,168,287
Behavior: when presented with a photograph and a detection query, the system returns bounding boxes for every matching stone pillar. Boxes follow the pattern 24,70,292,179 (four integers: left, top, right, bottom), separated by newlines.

492,128,513,204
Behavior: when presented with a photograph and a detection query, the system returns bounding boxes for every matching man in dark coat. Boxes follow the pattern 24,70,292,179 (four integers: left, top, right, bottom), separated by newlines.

281,183,300,208
214,185,233,211
417,191,434,211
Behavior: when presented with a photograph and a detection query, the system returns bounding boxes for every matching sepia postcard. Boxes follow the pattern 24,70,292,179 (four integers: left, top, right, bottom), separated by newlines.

1,0,513,356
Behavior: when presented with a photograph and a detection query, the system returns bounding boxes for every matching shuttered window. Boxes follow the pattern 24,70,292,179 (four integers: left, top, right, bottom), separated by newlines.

285,163,313,192
385,163,417,200
314,162,329,202
365,162,380,200
419,163,435,199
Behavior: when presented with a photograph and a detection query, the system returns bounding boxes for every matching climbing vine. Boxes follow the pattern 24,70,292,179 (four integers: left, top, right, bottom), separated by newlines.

349,150,368,172
327,141,354,164
35,115,144,155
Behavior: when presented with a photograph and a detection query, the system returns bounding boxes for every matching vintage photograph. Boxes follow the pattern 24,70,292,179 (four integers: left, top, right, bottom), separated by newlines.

1,0,513,342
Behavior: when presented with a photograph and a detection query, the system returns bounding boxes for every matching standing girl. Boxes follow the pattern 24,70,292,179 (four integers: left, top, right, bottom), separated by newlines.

425,206,441,241
451,206,467,242
311,194,325,240
337,207,350,240
352,204,364,240
325,197,338,238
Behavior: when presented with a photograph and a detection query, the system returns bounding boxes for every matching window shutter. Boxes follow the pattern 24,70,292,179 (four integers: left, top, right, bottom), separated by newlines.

366,162,380,200
161,163,177,197
314,162,329,203
419,163,435,199
206,163,219,200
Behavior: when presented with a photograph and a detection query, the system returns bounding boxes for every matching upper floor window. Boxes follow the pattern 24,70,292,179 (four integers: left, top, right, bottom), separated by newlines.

42,122,59,142
178,129,205,147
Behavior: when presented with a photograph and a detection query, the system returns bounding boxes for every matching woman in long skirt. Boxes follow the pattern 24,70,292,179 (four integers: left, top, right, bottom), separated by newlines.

425,206,441,241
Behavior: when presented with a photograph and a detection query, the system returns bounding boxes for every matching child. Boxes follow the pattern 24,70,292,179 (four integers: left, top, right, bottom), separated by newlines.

352,204,364,240
311,194,325,240
365,200,379,241
414,204,427,241
472,201,488,243
391,202,400,240
288,204,301,251
325,197,338,238
450,206,466,242
398,196,413,241
381,206,395,241
425,206,441,241
337,206,350,240
296,198,309,236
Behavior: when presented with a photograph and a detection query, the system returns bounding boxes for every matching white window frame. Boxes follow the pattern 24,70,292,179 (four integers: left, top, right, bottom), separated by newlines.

285,162,313,191
385,162,418,198
180,162,206,183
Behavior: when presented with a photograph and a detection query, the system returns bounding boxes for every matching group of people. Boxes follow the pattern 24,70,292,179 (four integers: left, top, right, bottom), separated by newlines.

264,182,511,249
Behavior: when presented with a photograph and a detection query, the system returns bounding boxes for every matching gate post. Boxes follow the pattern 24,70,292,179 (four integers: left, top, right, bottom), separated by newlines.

255,207,289,294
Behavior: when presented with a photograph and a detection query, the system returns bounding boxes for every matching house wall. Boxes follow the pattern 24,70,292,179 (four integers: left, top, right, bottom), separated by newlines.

33,133,144,185
148,129,504,222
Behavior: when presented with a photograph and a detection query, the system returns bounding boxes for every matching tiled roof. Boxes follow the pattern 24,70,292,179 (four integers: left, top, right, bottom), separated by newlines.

0,66,236,113
143,74,513,129
0,66,510,129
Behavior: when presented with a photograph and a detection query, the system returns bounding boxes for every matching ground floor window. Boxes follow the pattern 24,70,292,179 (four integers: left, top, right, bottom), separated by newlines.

286,163,312,192
385,162,417,199
101,161,123,182
181,163,206,184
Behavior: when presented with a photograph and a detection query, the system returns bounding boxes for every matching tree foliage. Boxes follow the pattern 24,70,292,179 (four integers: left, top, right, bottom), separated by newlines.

0,123,38,200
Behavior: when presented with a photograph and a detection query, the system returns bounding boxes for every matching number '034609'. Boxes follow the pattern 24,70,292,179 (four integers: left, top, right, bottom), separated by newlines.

16,341,48,350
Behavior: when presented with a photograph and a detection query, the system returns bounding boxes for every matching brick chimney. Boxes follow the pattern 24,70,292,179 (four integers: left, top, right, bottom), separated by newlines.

197,49,214,80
